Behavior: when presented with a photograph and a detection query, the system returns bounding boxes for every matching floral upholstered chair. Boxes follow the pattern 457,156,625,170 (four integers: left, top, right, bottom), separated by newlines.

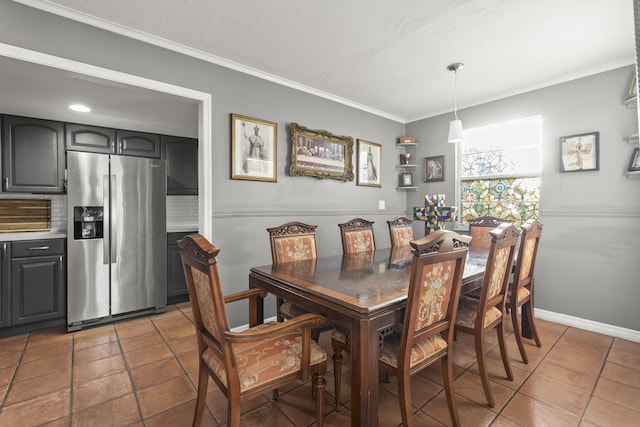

178,234,327,427
507,219,543,363
468,216,508,249
338,218,376,253
378,230,471,427
387,216,414,247
454,222,520,408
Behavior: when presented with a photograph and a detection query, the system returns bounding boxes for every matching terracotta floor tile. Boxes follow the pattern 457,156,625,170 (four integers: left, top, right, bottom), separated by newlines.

534,359,598,394
423,390,496,427
119,330,164,353
166,333,198,354
130,356,185,390
71,393,141,427
72,370,132,412
27,327,71,349
276,382,333,426
380,371,443,410
136,374,197,418
39,415,71,427
0,364,17,386
584,396,640,427
124,342,174,369
451,369,516,410
592,377,640,412
600,361,640,389
501,392,581,427
5,368,71,406
145,399,218,427
176,349,200,373
0,384,7,403
467,357,531,390
73,326,117,350
0,334,28,354
417,359,466,386
519,373,590,416
73,340,121,364
204,385,268,425
0,350,22,369
561,327,614,349
0,388,71,426
73,354,126,384
607,347,640,369
612,337,640,354
410,410,448,426
545,345,605,375
22,339,72,363
114,316,156,339
14,352,71,382
555,332,610,360
152,312,191,330
490,415,524,427
160,323,195,341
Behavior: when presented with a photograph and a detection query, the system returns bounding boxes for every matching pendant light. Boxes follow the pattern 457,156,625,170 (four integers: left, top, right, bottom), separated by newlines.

447,62,464,143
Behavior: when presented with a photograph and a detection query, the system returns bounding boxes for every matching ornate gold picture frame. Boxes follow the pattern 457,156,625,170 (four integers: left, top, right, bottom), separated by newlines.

231,114,277,182
289,122,354,181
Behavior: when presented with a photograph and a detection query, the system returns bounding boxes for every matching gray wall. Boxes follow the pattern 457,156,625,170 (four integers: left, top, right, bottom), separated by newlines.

1,2,638,332
407,66,640,331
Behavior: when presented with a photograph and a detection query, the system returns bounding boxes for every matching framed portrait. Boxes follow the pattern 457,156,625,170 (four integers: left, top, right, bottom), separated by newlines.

289,122,354,181
398,172,413,187
560,131,599,172
356,139,381,187
231,114,277,182
424,155,445,182
628,147,640,172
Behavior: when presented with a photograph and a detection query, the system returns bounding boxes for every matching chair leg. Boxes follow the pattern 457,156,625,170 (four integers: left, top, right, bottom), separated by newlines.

510,303,529,364
496,321,514,381
313,372,326,427
522,300,542,347
474,329,494,408
192,363,209,427
332,345,343,410
397,370,413,427
441,356,461,427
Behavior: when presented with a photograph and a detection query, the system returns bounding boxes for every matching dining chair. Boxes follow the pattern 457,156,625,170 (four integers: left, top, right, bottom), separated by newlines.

507,219,543,363
454,222,520,408
338,217,376,253
468,216,508,249
387,216,414,247
178,234,328,427
378,230,471,427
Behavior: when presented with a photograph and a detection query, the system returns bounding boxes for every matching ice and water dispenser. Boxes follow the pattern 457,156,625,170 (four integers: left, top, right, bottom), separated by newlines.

73,206,104,239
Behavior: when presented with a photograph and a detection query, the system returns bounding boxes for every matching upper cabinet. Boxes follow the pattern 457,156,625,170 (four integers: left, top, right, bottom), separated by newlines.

66,123,116,154
1,115,65,193
117,130,161,158
162,135,198,195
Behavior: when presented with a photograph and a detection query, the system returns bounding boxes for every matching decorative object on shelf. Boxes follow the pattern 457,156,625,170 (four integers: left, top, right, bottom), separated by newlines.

560,131,599,172
399,172,414,187
629,147,640,171
400,153,412,165
231,114,277,182
398,136,416,144
424,155,445,182
447,62,465,144
357,139,382,187
627,73,637,100
414,194,458,235
289,122,354,181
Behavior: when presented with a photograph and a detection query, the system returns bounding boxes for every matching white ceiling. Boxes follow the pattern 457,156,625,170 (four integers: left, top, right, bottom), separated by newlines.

2,0,636,132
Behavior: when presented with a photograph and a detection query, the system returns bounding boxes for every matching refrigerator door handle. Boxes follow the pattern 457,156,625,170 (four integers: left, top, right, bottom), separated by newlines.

111,174,117,264
103,175,110,265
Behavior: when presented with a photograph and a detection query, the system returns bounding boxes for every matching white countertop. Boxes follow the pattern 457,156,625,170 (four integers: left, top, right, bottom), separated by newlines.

0,224,198,241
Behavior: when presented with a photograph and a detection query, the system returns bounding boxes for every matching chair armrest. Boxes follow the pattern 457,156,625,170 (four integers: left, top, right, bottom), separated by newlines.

223,313,325,344
223,288,268,304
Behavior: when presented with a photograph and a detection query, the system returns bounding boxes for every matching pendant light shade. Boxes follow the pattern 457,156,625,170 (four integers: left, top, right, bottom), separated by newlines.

447,62,464,143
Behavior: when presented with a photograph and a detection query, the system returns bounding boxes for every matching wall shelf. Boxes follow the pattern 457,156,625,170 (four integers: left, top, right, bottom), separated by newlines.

396,186,418,191
624,96,637,109
396,142,418,149
396,164,417,170
624,132,639,144
625,170,640,179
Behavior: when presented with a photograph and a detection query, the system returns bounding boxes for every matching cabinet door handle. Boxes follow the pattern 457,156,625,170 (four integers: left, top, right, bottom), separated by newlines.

28,246,50,251
60,255,63,271
3,177,7,190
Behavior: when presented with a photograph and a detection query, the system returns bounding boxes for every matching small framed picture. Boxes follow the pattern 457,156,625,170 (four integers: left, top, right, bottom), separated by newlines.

629,147,640,171
424,155,445,182
231,114,277,182
560,132,599,172
357,139,382,187
399,172,413,187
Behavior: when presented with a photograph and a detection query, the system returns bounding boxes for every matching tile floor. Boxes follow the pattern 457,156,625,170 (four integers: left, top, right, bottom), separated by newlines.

0,303,639,426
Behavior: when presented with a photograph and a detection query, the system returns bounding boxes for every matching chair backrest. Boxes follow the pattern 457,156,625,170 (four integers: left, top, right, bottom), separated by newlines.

468,216,509,249
511,219,543,298
476,222,520,319
338,218,375,253
178,234,231,374
387,216,414,247
398,230,471,365
267,222,318,264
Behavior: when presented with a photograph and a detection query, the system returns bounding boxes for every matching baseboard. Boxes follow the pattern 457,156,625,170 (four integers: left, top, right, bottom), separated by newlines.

535,308,640,343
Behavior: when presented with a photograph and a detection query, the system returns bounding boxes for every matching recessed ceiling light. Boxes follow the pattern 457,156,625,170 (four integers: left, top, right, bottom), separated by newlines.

68,104,91,113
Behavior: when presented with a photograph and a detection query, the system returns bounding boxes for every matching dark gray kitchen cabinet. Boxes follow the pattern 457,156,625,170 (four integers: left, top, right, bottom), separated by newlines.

162,135,198,195
65,123,116,154
0,242,10,328
117,129,161,158
1,115,65,193
167,231,195,304
10,239,65,326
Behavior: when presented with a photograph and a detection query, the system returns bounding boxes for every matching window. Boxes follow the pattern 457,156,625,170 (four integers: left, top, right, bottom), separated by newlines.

458,116,541,226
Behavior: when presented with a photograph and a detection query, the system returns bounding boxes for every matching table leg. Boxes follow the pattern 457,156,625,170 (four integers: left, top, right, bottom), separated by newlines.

350,320,378,427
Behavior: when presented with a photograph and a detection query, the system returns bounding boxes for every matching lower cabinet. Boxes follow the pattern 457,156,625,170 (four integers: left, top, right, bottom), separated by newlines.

167,232,195,304
0,239,66,330
0,242,10,328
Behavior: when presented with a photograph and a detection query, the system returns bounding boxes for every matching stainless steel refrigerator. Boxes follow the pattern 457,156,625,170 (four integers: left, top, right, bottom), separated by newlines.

67,151,167,331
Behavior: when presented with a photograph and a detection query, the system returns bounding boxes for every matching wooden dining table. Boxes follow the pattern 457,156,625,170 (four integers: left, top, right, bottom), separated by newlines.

248,245,489,427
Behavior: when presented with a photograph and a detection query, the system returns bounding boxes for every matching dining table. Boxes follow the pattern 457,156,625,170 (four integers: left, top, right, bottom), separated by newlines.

248,245,489,427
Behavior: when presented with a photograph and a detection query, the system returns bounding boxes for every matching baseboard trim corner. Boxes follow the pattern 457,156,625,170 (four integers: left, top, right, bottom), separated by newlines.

535,308,640,343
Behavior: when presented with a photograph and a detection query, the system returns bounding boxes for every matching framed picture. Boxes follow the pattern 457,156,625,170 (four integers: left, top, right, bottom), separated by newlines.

356,139,381,187
231,114,277,182
289,122,354,181
424,155,445,182
560,132,599,172
629,147,640,171
398,172,413,187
